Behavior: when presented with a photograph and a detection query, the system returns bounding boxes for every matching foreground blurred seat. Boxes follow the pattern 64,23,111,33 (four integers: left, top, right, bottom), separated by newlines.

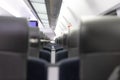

57,57,80,80
27,57,48,80
79,16,120,80
0,16,29,80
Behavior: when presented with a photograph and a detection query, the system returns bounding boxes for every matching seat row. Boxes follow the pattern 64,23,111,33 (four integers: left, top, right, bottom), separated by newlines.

39,43,68,63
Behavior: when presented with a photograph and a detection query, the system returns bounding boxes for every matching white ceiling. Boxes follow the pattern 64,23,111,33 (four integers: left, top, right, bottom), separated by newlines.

55,0,120,38
0,0,55,40
0,0,37,19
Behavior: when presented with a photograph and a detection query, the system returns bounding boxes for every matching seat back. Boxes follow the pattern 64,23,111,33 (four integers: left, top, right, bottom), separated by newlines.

43,46,52,52
0,16,29,80
39,49,51,62
58,58,80,80
56,49,68,62
55,46,64,52
27,57,48,80
79,16,120,80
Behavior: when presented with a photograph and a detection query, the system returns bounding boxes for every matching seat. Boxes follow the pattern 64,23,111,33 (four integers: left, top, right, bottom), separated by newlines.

46,43,58,47
43,45,64,52
39,49,51,62
56,49,68,62
29,27,40,58
39,49,68,62
43,45,52,52
79,16,120,80
55,46,64,52
0,16,29,80
57,57,80,80
27,57,48,80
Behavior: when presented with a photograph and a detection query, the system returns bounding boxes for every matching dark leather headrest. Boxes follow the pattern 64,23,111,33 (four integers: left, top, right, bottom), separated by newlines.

80,16,120,54
0,16,29,53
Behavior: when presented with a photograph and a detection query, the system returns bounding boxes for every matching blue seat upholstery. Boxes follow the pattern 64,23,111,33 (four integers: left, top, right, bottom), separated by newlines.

43,46,51,52
55,46,64,52
39,49,68,62
27,57,48,80
56,49,68,62
58,57,80,80
43,44,64,52
39,49,51,62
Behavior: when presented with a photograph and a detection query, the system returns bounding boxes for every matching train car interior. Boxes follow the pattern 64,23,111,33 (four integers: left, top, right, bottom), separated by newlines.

0,0,120,80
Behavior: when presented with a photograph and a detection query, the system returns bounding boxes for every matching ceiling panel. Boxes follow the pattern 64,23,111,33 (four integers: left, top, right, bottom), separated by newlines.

30,0,45,3
29,0,50,28
41,20,49,23
38,13,48,19
32,3,47,13
45,0,62,29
